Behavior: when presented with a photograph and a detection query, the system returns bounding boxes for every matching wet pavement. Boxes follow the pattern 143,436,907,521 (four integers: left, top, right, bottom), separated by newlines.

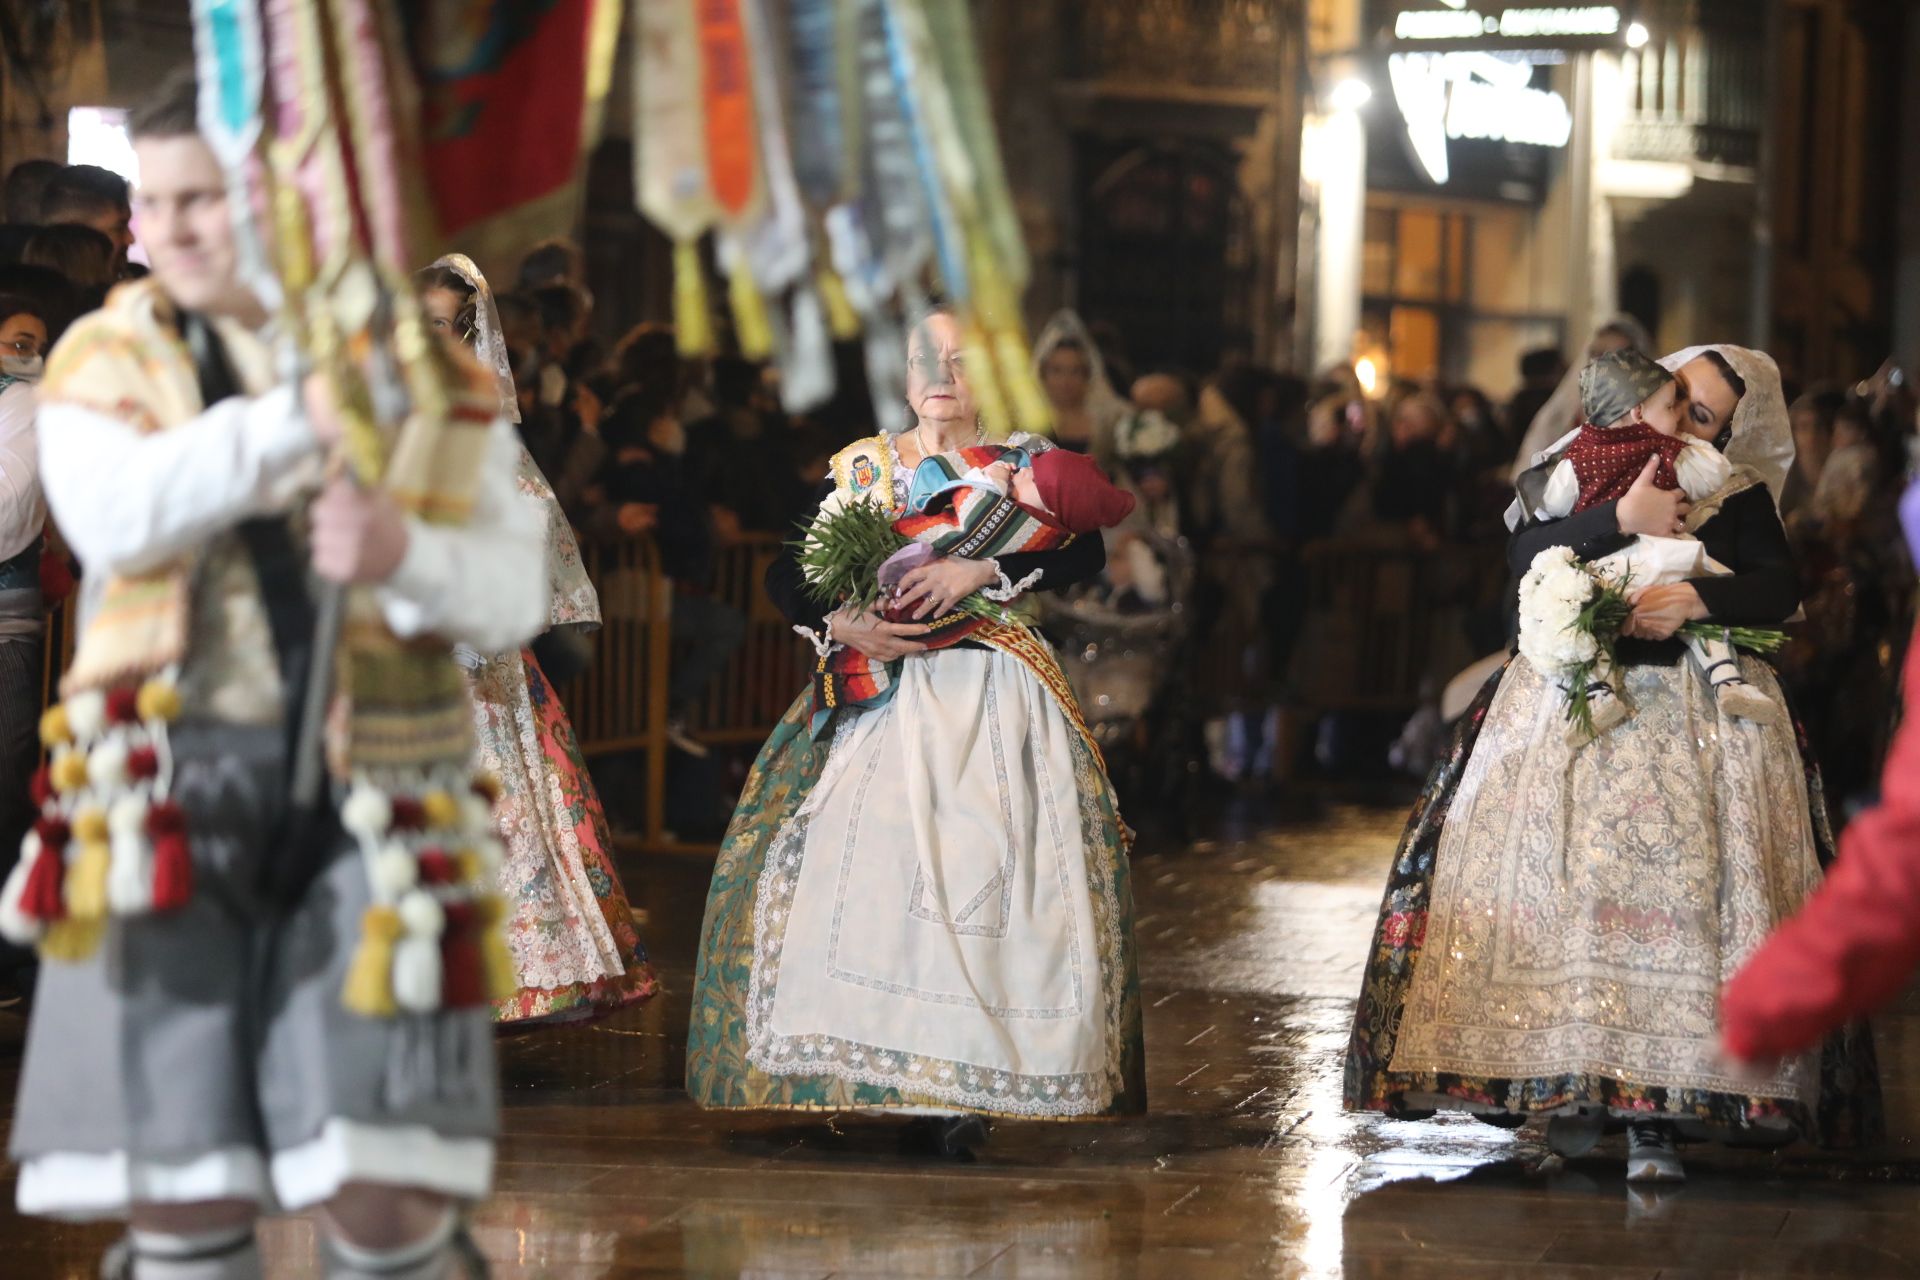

5,795,1920,1278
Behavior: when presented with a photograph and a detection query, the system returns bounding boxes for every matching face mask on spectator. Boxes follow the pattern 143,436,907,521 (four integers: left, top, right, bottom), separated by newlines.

0,354,42,381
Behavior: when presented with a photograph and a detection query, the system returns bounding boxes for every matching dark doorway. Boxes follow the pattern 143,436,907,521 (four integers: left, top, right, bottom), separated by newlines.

1075,139,1252,376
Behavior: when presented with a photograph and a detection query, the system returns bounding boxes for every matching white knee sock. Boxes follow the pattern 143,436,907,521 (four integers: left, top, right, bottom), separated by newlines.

125,1225,260,1280
323,1206,460,1280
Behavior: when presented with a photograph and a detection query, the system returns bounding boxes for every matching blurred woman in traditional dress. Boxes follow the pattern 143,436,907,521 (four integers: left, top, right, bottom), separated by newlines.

417,256,656,1026
1345,344,1879,1183
1033,309,1127,469
685,307,1146,1154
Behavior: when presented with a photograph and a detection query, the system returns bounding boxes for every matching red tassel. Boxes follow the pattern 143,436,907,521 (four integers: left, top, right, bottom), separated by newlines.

415,849,456,885
390,797,426,832
149,833,192,912
21,840,66,920
28,765,52,808
106,687,140,725
145,803,186,839
438,902,483,1007
34,816,70,849
127,747,159,781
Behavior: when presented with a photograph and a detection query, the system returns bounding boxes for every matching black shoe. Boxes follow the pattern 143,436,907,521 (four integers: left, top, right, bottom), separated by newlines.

900,1114,989,1161
938,1114,989,1159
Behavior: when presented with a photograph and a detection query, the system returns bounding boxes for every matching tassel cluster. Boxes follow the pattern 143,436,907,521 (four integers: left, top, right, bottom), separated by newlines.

0,678,187,958
340,769,513,1018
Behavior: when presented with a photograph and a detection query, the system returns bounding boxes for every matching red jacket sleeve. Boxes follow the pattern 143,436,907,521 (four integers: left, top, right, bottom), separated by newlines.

1719,625,1920,1061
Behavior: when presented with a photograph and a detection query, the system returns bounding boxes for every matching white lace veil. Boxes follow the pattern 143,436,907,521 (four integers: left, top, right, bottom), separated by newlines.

1033,309,1129,433
431,253,520,424
1659,344,1793,507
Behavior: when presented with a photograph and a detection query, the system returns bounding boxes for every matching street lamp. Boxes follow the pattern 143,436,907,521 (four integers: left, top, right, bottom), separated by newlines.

1330,77,1373,113
1625,21,1651,48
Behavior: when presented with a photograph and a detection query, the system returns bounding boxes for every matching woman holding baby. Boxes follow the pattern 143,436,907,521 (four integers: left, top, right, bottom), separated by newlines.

1344,343,1880,1183
684,308,1147,1154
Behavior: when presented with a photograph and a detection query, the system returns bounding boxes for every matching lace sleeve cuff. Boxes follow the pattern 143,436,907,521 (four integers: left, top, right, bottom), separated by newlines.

982,559,1045,603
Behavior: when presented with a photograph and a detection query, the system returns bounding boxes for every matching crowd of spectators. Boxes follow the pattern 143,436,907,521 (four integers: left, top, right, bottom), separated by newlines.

2,150,1913,837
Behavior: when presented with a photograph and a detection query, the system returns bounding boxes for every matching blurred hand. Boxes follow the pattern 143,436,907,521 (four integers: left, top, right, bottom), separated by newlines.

648,413,687,456
1616,456,1690,536
309,478,409,584
830,608,930,661
1623,582,1706,641
895,556,1000,620
303,372,343,446
575,383,604,434
616,503,659,536
711,506,744,547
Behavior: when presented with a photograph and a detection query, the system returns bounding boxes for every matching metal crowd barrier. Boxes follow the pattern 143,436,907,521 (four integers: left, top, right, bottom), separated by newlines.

35,534,1508,853
1290,539,1508,712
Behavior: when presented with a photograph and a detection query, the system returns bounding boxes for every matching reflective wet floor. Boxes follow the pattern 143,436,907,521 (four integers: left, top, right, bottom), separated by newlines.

5,796,1920,1277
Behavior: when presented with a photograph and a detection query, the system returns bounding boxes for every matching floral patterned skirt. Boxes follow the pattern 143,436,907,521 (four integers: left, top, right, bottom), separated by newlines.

685,679,1147,1119
1343,658,1881,1147
472,650,657,1025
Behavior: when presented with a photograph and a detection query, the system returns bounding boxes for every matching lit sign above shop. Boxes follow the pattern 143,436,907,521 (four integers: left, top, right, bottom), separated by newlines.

1387,52,1573,184
1394,5,1621,41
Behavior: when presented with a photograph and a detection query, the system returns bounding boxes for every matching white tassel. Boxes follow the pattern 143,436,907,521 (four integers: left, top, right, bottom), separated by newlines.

341,784,393,842
392,935,443,1014
371,845,419,900
458,793,494,836
107,832,152,915
87,735,131,791
0,836,44,946
107,794,147,839
65,690,107,744
397,888,445,939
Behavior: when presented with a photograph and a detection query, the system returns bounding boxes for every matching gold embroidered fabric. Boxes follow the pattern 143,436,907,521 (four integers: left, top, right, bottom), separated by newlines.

1388,655,1821,1106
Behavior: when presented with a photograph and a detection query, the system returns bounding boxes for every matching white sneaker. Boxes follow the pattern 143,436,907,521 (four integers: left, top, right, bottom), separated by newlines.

1625,1121,1685,1183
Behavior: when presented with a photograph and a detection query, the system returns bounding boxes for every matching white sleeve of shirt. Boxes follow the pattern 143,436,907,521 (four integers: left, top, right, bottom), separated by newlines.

1536,458,1580,520
37,385,318,578
375,416,548,654
0,383,45,559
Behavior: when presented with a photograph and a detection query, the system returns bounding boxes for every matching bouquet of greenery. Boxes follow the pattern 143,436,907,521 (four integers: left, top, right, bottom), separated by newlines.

1518,546,1786,739
793,492,1011,624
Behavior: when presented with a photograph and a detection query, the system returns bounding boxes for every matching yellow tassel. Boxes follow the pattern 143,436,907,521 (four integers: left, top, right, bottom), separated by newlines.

421,790,460,831
50,749,89,795
455,850,487,887
995,327,1054,436
341,905,403,1017
65,841,111,920
471,773,501,804
673,239,714,357
136,680,182,724
71,809,109,845
729,264,773,360
817,266,860,340
39,705,70,749
960,319,1012,439
40,916,105,963
476,896,518,1001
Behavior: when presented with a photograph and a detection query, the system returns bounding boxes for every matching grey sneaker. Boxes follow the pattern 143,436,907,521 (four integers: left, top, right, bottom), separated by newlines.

1625,1121,1685,1183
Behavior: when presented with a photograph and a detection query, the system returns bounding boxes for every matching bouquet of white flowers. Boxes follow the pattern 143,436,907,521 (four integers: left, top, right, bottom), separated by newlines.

1517,546,1786,740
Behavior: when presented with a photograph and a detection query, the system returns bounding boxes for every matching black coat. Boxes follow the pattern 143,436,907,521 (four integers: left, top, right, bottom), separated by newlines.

1505,482,1799,666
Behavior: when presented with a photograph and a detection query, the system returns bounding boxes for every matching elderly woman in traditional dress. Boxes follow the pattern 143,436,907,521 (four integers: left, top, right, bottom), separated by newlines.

417,256,656,1025
1345,344,1880,1184
686,308,1146,1154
